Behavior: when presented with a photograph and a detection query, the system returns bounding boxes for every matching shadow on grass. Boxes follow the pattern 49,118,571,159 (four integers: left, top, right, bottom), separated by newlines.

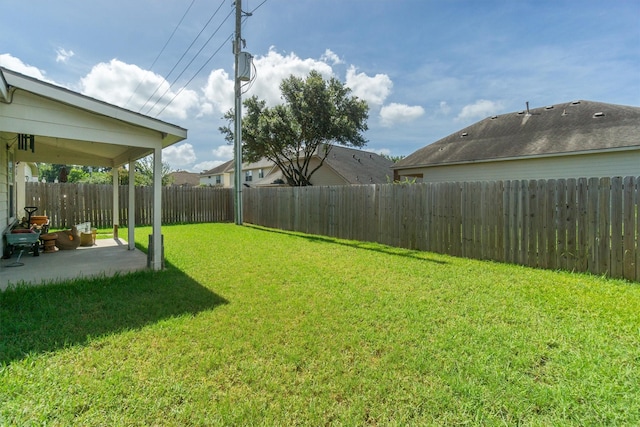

247,224,448,264
0,262,227,365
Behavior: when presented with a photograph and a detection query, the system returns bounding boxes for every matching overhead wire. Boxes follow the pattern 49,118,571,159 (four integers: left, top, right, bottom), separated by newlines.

153,0,268,117
138,0,228,114
154,30,234,117
238,0,266,96
124,0,197,109
248,0,268,15
147,7,234,116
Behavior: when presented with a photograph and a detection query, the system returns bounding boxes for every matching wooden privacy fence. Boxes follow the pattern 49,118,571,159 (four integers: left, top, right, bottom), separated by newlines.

244,177,640,282
25,183,233,228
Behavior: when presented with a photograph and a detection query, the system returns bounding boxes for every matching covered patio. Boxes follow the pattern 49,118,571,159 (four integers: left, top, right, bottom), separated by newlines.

0,238,148,291
1,67,187,283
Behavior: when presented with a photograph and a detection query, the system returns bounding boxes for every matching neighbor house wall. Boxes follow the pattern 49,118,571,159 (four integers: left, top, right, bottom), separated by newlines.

307,157,347,186
395,150,640,183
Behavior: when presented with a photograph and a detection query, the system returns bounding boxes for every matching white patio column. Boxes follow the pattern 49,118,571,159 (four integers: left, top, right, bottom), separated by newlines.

128,160,135,250
151,146,163,270
112,166,119,239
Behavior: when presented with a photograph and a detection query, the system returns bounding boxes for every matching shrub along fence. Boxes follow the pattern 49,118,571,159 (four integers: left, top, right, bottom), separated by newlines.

25,183,233,228
244,177,640,282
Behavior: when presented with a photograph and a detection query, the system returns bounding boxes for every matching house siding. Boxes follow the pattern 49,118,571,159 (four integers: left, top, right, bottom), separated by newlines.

396,150,640,183
308,158,347,186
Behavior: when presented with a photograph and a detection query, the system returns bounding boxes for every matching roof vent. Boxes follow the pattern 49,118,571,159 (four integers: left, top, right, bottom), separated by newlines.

593,112,605,118
545,105,554,110
571,100,581,105
517,110,525,115
461,132,468,137
490,115,498,119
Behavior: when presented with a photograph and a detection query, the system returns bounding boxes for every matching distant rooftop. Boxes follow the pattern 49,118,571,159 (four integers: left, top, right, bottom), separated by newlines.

394,100,640,169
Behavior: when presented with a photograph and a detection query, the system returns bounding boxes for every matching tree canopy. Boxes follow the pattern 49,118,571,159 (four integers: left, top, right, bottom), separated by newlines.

36,156,174,186
220,70,369,186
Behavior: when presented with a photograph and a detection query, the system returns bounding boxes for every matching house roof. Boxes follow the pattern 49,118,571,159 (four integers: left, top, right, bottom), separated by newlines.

169,171,200,186
200,159,233,175
0,67,187,167
322,144,393,184
394,100,640,169
202,145,393,185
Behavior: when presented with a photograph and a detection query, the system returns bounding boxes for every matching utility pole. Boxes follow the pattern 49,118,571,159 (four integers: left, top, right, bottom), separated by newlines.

233,0,243,225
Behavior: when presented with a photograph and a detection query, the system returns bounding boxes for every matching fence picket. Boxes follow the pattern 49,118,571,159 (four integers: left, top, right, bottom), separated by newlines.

26,177,639,282
623,176,636,280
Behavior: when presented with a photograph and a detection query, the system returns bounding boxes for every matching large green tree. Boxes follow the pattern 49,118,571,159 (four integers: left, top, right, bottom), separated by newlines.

220,70,369,186
36,158,173,186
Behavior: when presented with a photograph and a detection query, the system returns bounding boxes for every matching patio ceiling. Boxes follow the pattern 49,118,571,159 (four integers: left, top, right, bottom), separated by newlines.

0,67,187,168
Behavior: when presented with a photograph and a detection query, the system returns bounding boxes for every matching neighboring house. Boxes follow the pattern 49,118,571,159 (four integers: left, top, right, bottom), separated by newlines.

169,170,200,186
200,159,233,187
0,67,186,267
201,144,393,187
19,162,39,183
393,100,640,183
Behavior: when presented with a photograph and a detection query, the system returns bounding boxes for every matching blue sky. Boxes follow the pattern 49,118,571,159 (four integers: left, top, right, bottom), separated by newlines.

2,0,639,172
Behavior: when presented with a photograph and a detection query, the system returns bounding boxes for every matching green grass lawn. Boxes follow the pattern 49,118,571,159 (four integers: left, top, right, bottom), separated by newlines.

1,223,639,426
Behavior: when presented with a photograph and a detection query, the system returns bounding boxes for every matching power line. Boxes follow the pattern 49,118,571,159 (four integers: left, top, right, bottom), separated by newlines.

153,0,266,118
154,30,234,117
124,0,197,109
146,7,234,116
248,0,268,14
138,0,228,114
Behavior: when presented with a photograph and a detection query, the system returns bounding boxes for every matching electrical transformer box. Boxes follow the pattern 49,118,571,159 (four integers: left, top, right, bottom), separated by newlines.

238,52,252,82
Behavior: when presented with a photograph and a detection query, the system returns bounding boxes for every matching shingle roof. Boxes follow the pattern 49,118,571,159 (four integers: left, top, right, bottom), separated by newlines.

323,145,394,184
394,100,640,169
169,171,200,186
200,159,232,175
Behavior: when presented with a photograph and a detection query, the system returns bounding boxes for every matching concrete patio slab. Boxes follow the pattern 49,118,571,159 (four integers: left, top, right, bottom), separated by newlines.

1,238,148,291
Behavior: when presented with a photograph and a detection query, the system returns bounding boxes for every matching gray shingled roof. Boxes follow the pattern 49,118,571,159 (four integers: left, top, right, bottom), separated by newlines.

394,100,640,169
169,171,200,186
200,159,232,175
323,144,394,184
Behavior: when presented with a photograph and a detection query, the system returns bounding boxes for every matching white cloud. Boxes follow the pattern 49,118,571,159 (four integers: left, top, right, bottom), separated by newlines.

55,48,74,63
200,48,399,118
379,103,425,127
439,101,451,115
0,54,50,81
199,47,336,114
212,144,233,159
457,99,504,121
320,49,344,65
190,145,232,172
345,65,393,106
163,143,196,169
248,47,334,106
79,59,199,120
200,68,235,116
